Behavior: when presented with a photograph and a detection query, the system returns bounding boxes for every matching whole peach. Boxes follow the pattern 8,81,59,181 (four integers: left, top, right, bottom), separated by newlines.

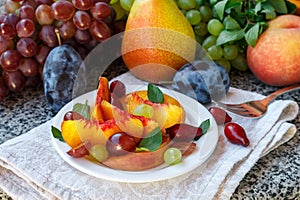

247,15,300,86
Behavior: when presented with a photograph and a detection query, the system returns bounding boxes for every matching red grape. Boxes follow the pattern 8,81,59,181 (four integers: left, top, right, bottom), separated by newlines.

0,50,22,72
89,20,110,42
74,29,91,44
51,0,76,21
0,14,6,23
22,0,37,9
110,80,126,98
19,58,39,77
3,13,20,27
106,132,136,155
72,0,93,11
39,25,58,47
3,70,27,92
73,10,91,30
16,18,35,37
59,20,77,40
18,5,35,20
90,2,111,21
35,4,54,25
35,44,51,64
5,0,21,13
0,35,9,55
17,37,37,57
0,22,16,39
25,76,40,87
0,77,9,102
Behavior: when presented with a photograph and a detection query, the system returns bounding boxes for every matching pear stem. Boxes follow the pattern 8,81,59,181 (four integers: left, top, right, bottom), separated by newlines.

55,28,62,46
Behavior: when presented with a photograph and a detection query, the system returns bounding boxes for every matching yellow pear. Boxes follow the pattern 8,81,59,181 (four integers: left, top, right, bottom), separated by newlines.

122,0,196,83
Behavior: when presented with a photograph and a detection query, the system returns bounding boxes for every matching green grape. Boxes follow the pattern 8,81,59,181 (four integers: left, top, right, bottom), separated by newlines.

186,9,201,25
194,22,207,36
196,0,204,6
164,148,182,165
216,57,231,72
89,144,108,162
110,0,119,4
195,35,205,44
111,2,126,20
223,44,239,60
177,0,197,10
207,19,224,36
133,104,154,118
230,53,248,71
199,5,213,22
201,35,217,50
208,45,223,60
119,0,134,11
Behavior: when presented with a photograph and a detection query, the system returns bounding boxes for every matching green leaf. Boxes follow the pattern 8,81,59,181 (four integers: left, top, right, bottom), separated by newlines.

214,0,228,20
216,29,244,46
254,2,262,14
51,126,65,142
138,127,162,152
261,2,276,20
226,0,243,10
223,15,241,30
269,0,287,13
147,83,164,103
199,119,210,135
245,23,260,47
72,100,90,120
286,1,297,14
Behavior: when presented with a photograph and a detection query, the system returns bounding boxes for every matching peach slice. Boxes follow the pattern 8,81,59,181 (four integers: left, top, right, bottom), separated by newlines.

134,90,181,106
61,119,122,148
121,91,185,129
91,77,110,121
101,137,170,171
100,100,144,138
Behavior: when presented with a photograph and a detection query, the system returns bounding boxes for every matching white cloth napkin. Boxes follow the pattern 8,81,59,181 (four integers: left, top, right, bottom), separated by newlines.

0,72,298,200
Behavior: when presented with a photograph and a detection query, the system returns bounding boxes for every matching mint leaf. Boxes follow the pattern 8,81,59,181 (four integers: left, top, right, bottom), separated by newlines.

138,127,162,152
245,23,260,47
199,119,210,135
51,126,65,142
214,0,228,20
269,0,287,14
223,15,241,30
216,29,244,46
73,100,90,120
147,83,164,103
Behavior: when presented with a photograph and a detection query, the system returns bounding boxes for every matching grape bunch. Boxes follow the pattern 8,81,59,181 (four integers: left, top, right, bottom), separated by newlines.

0,0,126,102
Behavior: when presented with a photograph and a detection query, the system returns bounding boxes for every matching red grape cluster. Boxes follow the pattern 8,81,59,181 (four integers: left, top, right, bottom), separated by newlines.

0,0,125,101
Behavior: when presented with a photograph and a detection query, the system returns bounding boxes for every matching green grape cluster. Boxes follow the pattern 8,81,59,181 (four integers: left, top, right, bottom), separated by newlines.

111,0,296,72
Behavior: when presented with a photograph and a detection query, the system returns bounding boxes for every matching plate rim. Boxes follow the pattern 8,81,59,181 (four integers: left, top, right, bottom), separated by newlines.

51,84,218,183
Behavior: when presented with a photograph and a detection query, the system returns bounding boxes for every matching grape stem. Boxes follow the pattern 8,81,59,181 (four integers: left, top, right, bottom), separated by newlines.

55,28,62,46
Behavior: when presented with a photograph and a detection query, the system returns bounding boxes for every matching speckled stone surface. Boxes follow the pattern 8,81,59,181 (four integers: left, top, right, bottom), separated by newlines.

0,63,299,199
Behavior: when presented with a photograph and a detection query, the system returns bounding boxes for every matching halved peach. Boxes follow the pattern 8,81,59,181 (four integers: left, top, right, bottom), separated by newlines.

101,137,170,171
133,90,181,106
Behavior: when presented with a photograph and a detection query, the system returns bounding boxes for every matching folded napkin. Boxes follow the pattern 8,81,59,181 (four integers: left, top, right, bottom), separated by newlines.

0,72,298,200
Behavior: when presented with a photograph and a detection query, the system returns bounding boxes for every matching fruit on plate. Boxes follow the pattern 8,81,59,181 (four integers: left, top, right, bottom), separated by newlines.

247,15,300,86
52,77,210,171
43,44,86,112
171,60,230,104
121,0,196,83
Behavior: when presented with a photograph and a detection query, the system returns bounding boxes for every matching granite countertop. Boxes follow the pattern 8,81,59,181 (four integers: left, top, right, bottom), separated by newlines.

0,62,299,199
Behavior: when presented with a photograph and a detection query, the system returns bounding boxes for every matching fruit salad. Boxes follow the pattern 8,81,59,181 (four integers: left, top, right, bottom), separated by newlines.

52,77,210,171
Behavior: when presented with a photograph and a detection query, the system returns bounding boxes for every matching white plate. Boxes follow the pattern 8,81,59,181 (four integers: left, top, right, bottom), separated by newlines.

52,84,218,183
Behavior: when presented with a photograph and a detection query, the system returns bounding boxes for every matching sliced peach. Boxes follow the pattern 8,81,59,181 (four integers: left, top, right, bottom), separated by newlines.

101,100,144,138
90,77,110,121
121,91,185,129
61,119,107,148
133,90,181,106
101,137,170,171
